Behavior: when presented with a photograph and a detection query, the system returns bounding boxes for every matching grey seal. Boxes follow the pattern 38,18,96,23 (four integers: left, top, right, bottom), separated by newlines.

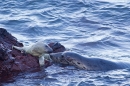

46,51,130,71
13,41,53,57
12,41,53,66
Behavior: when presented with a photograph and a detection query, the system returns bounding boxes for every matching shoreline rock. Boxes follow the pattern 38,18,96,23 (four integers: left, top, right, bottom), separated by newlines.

0,28,41,82
0,28,66,83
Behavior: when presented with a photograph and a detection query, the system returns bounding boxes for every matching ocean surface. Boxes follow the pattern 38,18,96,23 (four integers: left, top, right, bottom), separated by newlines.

1,0,130,86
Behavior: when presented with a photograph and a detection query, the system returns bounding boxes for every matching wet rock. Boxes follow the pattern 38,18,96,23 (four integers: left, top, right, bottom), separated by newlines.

0,28,66,83
49,42,66,53
0,28,40,82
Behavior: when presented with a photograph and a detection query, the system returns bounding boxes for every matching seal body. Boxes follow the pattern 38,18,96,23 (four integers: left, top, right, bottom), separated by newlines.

13,41,53,57
50,51,130,71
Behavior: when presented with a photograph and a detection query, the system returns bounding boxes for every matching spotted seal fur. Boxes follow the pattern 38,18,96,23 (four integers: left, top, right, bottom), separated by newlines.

47,51,130,71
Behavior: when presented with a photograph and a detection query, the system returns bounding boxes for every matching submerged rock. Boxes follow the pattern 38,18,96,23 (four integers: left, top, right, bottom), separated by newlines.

0,28,66,83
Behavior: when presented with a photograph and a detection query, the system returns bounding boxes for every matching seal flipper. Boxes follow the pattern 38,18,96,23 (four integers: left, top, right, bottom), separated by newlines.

12,45,25,53
39,54,52,67
39,56,45,67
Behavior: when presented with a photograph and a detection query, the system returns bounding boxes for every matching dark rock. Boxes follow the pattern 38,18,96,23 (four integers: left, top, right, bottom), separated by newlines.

49,42,66,53
0,28,66,83
0,48,8,61
0,28,40,82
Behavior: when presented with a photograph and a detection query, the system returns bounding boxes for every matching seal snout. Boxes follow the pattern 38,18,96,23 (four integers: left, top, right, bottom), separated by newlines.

50,52,62,58
50,52,63,61
46,48,53,53
44,44,53,53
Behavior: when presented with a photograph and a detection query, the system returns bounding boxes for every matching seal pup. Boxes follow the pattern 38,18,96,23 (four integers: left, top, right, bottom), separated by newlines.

13,41,53,57
49,51,130,71
12,41,53,66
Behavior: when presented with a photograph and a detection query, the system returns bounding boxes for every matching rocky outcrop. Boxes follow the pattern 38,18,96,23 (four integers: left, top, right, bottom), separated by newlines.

0,28,66,82
0,28,41,82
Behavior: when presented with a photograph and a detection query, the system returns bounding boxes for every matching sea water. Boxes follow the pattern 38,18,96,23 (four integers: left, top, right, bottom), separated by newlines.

1,0,130,86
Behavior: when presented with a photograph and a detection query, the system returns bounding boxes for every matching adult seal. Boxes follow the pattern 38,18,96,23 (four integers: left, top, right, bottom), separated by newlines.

43,51,130,71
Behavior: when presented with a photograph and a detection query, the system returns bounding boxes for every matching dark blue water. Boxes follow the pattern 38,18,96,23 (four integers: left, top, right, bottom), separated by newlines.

1,0,130,86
